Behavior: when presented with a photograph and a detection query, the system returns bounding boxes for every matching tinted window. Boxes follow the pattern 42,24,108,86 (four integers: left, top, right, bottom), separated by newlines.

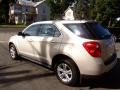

64,23,93,39
24,25,40,36
64,22,111,39
86,22,111,39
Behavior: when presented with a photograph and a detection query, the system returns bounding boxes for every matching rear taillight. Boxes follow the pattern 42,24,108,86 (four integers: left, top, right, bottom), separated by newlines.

83,42,101,57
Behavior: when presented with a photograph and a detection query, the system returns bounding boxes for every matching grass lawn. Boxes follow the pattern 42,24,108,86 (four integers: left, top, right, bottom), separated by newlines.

0,25,26,28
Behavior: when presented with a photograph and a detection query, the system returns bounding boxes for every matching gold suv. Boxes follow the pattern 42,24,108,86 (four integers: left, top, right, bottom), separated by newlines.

9,20,117,86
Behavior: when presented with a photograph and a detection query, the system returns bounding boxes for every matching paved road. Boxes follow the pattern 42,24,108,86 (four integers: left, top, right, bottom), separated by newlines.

0,28,120,90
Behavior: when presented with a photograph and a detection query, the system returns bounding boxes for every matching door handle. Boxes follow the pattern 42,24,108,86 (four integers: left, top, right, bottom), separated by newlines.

51,41,56,43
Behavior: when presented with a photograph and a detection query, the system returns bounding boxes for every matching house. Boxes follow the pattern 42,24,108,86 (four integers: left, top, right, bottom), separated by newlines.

9,0,50,24
63,0,90,20
35,0,50,21
63,6,74,20
62,2,76,20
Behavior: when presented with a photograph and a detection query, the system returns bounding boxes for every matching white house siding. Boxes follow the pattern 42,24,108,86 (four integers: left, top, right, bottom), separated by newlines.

35,2,50,21
9,0,50,24
63,7,74,20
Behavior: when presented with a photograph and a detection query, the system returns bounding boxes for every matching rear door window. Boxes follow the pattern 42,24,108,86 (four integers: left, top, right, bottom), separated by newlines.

38,24,61,37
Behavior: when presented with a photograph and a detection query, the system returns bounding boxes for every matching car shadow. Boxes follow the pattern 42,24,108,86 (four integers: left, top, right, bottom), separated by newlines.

0,61,26,71
80,58,120,89
0,72,54,84
0,59,55,88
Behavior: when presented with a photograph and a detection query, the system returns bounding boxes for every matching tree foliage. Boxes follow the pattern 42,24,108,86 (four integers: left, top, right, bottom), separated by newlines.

0,0,16,24
47,0,74,19
0,0,119,27
74,0,82,19
74,0,89,20
74,0,120,27
89,0,120,27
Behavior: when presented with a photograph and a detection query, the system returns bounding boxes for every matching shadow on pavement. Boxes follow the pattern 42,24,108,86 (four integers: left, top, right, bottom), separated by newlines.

1,54,120,89
0,70,31,76
81,58,120,89
0,61,26,71
0,60,55,88
0,72,54,84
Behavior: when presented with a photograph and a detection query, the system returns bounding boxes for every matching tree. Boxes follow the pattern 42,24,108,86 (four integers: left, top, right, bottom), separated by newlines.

0,0,16,24
74,0,90,20
47,0,74,19
89,0,120,27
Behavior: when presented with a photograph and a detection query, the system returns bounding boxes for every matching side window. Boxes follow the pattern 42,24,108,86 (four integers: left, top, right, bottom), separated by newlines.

38,24,61,37
24,25,40,36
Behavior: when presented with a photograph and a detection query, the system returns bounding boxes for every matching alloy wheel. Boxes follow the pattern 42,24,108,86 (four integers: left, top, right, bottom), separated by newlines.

57,63,73,83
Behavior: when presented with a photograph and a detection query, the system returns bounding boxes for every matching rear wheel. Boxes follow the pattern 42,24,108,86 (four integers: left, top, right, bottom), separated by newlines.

55,59,80,86
9,44,20,60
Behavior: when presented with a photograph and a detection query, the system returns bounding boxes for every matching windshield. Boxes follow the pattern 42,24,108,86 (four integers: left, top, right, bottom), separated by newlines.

64,22,111,40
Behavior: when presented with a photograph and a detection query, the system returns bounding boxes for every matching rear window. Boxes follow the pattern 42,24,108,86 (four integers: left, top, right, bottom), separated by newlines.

64,22,112,39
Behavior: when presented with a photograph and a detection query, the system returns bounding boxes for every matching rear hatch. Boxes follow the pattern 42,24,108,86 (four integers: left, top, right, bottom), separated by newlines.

100,38,116,65
85,22,116,64
64,21,116,64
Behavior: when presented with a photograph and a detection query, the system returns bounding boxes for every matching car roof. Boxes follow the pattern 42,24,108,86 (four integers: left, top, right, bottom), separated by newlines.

31,20,96,25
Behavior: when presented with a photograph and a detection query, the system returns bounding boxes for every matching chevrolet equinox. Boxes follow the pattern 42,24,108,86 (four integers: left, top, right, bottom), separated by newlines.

9,20,117,86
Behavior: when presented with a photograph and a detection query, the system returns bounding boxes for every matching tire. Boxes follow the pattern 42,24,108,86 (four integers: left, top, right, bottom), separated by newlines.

9,44,20,60
54,59,80,86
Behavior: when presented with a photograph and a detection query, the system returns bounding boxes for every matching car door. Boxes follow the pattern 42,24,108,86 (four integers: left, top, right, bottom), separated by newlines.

31,24,62,65
17,24,40,58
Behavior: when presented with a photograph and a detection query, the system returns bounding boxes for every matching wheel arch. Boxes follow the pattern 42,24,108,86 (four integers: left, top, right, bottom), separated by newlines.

9,42,14,47
9,42,20,55
51,54,80,74
9,42,17,49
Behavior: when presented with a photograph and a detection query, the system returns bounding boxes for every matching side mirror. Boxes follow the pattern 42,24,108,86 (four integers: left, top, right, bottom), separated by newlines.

18,32,24,36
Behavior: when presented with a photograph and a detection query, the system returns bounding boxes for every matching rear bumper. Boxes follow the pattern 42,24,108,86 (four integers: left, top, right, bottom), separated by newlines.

82,60,118,79
79,53,117,76
102,55,117,74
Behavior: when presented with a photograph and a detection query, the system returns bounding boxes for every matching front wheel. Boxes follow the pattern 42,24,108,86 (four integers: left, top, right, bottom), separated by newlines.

9,44,20,60
55,59,80,86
